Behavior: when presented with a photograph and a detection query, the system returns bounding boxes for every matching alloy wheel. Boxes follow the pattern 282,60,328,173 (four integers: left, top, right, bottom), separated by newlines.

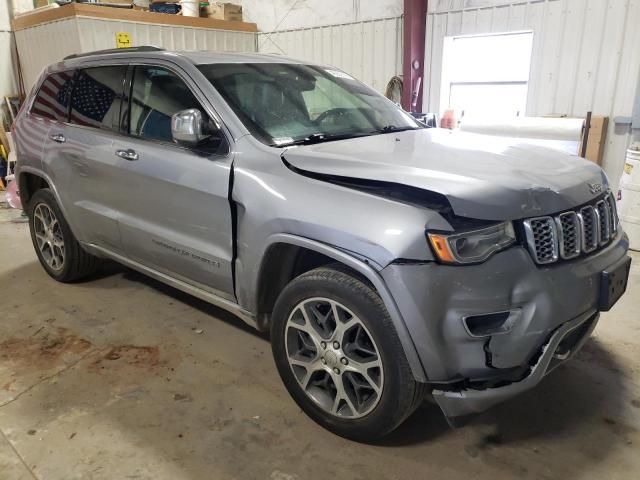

285,297,384,418
33,203,65,271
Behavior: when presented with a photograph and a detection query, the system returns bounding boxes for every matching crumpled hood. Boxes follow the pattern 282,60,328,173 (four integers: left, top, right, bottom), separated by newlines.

282,128,608,221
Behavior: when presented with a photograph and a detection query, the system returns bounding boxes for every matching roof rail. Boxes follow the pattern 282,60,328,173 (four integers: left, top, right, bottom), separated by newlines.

64,46,165,60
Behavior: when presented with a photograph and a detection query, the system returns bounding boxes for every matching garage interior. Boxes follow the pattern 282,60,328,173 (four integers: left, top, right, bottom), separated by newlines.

1,0,639,479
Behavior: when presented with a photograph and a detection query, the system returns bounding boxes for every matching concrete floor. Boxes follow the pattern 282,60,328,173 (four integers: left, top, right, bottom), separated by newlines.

0,204,639,480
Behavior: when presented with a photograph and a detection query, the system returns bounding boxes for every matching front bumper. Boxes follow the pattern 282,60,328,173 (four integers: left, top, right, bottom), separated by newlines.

432,308,598,419
380,229,629,418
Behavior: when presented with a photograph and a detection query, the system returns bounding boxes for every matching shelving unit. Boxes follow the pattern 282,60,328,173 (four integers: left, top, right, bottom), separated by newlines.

12,3,258,90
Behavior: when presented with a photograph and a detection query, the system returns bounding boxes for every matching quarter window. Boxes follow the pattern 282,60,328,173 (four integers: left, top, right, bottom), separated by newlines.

69,66,126,131
31,71,74,122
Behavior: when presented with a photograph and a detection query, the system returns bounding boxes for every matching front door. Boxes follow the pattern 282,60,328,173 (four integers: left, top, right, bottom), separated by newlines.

115,64,235,298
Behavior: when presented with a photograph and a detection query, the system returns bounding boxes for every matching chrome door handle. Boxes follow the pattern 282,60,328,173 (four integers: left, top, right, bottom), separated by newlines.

115,149,139,161
49,133,66,143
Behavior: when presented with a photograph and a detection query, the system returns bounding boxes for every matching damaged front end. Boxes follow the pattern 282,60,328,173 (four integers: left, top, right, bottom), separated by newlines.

380,226,629,426
279,131,630,425
432,310,599,426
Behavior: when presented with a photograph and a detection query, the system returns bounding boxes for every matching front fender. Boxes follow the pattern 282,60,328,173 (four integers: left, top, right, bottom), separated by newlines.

252,233,428,383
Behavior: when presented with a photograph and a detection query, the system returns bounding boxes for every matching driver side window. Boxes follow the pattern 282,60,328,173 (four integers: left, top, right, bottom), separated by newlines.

129,66,208,143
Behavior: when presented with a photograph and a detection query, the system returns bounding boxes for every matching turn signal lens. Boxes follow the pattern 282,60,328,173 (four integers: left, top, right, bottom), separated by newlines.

427,233,456,263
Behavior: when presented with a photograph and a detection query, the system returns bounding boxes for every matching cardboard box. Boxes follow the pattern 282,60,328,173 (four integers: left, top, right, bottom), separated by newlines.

0,129,10,155
585,116,608,166
35,0,55,8
202,2,242,22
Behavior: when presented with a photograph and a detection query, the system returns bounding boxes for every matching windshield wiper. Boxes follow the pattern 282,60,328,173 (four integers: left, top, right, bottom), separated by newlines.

274,131,374,147
372,125,422,134
271,125,423,147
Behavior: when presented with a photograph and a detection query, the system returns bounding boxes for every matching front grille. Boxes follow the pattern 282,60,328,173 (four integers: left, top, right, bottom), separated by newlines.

578,205,598,253
524,217,558,264
595,200,610,244
556,212,580,259
605,192,618,229
523,192,618,265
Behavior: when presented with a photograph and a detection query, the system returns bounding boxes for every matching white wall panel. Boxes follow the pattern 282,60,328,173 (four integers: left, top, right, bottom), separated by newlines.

0,0,10,30
74,18,255,55
424,0,640,187
15,16,256,92
236,0,402,32
0,31,16,102
258,17,403,94
1,0,17,102
14,19,82,96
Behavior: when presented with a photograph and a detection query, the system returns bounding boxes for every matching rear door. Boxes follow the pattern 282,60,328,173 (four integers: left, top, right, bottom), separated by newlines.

42,65,128,254
17,70,72,204
15,72,67,174
114,63,235,297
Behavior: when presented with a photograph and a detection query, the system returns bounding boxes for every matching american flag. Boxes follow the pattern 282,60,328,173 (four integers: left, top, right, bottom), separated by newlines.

31,71,74,122
16,72,67,161
69,71,116,127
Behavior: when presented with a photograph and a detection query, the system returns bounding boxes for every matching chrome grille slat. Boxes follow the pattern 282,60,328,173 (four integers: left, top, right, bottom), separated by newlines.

523,216,558,264
524,192,618,265
595,200,610,244
578,205,598,253
605,193,618,234
555,212,581,259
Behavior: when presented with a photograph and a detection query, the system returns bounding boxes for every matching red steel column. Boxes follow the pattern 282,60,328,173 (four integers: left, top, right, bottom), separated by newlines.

402,0,428,112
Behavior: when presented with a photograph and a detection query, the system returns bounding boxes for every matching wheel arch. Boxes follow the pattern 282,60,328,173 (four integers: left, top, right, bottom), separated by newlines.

17,167,83,243
18,170,50,206
256,233,427,382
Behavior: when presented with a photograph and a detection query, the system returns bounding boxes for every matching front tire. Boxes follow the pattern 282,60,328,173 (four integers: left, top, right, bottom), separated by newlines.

27,188,99,282
271,266,426,441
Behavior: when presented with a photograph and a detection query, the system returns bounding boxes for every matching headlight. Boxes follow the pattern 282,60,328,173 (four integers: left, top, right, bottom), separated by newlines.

427,222,516,264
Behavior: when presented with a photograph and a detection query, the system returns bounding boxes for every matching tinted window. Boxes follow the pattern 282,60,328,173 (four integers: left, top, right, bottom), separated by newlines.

69,66,126,130
129,66,204,143
31,71,74,122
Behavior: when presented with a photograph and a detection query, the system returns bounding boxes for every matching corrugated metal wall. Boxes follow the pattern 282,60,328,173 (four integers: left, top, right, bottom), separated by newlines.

424,0,640,185
258,17,403,94
15,17,257,91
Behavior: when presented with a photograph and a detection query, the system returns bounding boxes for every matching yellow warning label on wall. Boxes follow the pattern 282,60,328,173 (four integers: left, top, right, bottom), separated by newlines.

624,163,634,175
116,32,132,49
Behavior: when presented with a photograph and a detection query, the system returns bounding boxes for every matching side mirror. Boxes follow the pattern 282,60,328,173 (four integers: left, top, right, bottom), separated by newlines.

171,108,211,146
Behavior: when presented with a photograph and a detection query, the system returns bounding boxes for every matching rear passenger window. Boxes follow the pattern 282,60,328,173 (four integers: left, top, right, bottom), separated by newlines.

69,66,126,131
129,66,204,143
31,71,74,122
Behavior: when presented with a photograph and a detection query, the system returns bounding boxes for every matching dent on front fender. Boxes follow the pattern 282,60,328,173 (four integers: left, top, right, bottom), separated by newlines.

232,169,450,311
232,155,453,288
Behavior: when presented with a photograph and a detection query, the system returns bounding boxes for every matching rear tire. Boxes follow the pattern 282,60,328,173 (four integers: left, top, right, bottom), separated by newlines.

27,188,100,282
271,266,426,441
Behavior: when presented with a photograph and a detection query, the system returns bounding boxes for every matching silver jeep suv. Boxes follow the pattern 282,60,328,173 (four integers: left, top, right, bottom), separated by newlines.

14,47,631,440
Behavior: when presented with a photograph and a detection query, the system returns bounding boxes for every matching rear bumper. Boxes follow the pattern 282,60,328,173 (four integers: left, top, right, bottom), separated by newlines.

432,309,598,419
